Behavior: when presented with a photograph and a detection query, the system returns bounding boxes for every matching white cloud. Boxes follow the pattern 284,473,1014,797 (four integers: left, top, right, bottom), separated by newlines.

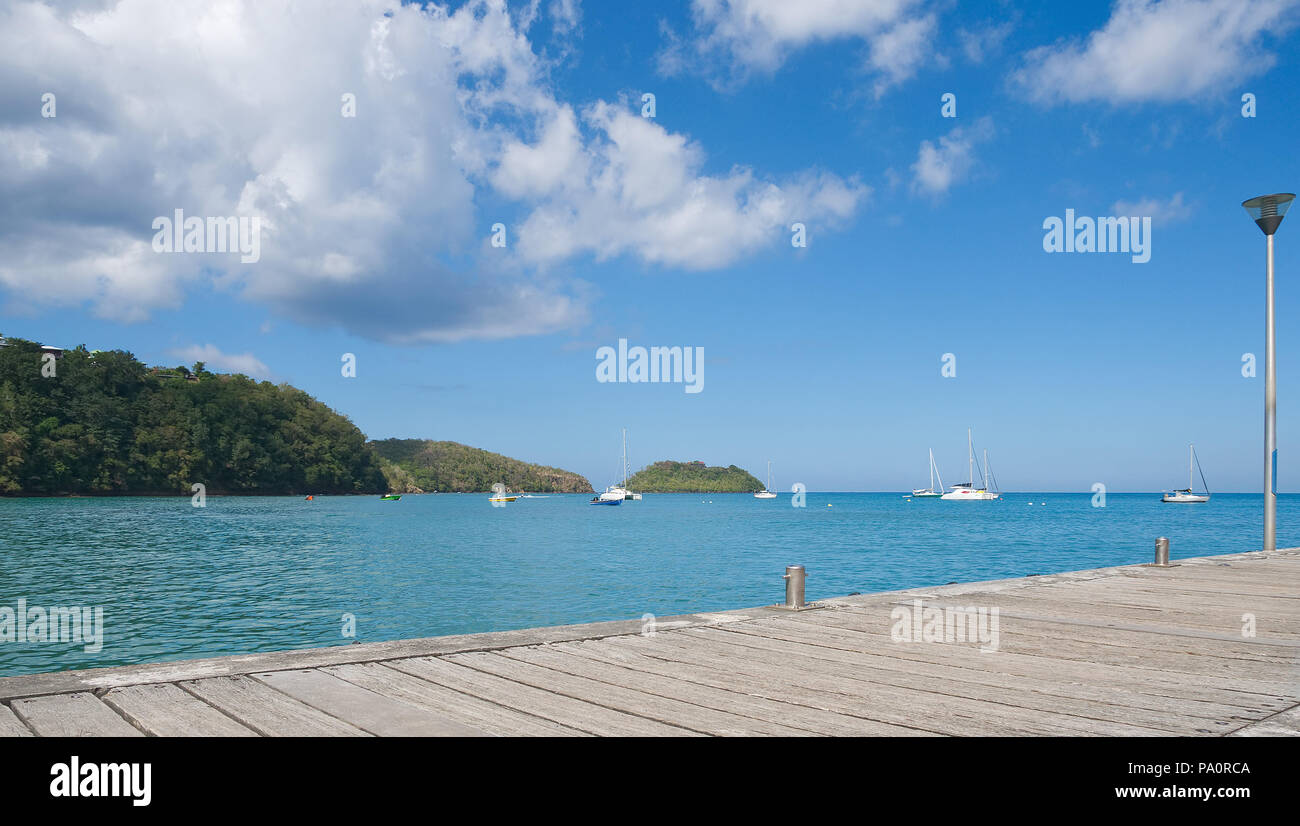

0,0,864,343
959,20,1014,64
168,344,271,379
911,117,994,196
1011,0,1299,104
550,0,581,34
1110,192,1194,223
662,0,937,95
506,102,869,269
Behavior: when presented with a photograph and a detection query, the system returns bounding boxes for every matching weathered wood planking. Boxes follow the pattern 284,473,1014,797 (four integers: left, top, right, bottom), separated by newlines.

11,692,143,737
0,548,1294,737
252,669,488,737
101,683,257,737
0,703,33,737
180,676,371,737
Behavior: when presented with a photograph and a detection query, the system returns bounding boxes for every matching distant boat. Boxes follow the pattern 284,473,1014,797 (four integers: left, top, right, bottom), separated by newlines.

911,449,945,498
589,492,622,506
380,494,401,501
941,429,1000,501
603,427,643,500
754,460,778,498
1162,444,1210,503
488,494,519,503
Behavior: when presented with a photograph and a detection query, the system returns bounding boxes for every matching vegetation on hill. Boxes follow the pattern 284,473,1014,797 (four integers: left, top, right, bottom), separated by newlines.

0,337,386,495
370,439,594,493
625,460,764,493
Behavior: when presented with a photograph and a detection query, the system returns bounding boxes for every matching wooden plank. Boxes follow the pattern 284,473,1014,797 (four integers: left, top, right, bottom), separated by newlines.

11,692,141,737
497,645,899,736
253,669,487,737
594,632,1235,734
387,656,699,736
324,662,588,737
715,619,1293,713
0,704,33,737
102,683,256,737
450,650,816,736
1228,704,1300,737
781,609,1300,691
595,632,1176,736
180,676,370,736
648,625,1259,723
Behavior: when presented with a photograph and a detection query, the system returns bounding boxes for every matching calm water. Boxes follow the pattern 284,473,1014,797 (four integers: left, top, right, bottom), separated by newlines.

0,492,1293,677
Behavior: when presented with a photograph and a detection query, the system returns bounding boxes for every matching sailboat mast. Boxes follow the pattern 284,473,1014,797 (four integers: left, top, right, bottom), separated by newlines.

929,448,935,490
1189,444,1194,492
967,428,974,485
983,449,989,489
622,428,628,487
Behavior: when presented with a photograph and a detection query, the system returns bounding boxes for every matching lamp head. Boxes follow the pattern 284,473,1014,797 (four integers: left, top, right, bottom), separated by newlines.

1243,193,1295,236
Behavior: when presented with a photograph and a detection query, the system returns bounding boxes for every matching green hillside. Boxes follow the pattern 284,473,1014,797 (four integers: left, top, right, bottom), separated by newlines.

625,460,764,493
370,439,593,493
0,336,385,495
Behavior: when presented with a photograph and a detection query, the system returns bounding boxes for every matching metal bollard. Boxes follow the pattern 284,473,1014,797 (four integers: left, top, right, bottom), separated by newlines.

784,565,806,610
1154,537,1170,567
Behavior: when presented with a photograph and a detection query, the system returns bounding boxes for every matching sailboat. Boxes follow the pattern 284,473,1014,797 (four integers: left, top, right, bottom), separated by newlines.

911,449,945,497
602,428,642,501
1162,444,1210,503
941,429,1000,500
755,461,778,498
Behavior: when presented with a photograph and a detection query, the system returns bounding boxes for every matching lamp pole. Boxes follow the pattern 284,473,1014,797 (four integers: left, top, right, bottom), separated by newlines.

1243,193,1295,552
1266,229,1276,551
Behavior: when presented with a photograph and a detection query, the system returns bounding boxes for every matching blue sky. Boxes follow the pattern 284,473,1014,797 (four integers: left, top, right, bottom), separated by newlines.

2,0,1299,491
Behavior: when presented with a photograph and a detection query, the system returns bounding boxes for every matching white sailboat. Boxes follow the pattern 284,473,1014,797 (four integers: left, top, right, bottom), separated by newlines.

911,449,945,497
1162,444,1210,503
603,428,642,501
754,460,778,498
941,429,1000,501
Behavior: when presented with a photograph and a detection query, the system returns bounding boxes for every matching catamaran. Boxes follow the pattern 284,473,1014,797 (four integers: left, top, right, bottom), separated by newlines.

941,429,1000,501
1162,444,1210,503
911,449,945,497
602,427,643,501
754,460,778,498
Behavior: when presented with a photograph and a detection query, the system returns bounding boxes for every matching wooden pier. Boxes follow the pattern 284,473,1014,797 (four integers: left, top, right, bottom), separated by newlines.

2,548,1297,736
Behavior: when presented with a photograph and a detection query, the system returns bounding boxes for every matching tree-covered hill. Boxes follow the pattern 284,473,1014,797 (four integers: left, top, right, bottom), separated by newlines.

625,460,763,493
0,337,386,495
370,439,593,493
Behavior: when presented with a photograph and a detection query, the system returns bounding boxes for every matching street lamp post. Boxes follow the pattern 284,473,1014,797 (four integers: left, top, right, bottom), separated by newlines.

1243,193,1295,552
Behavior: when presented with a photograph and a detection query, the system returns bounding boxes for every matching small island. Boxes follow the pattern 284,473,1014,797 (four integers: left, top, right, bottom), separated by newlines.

625,460,764,493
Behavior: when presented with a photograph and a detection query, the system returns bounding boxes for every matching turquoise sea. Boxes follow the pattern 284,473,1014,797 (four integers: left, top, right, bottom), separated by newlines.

0,492,1293,677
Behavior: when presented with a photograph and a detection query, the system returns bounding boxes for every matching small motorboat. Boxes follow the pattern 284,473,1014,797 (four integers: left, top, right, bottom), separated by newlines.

489,494,519,503
589,492,622,506
380,494,401,501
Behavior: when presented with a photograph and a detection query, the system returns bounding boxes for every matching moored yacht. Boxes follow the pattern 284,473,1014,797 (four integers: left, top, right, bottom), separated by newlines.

754,460,778,498
1162,444,1210,503
941,429,1000,501
911,449,945,497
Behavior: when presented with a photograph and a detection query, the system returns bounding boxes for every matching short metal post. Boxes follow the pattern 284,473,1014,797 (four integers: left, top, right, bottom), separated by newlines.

784,565,806,609
1154,537,1170,567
